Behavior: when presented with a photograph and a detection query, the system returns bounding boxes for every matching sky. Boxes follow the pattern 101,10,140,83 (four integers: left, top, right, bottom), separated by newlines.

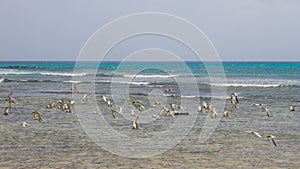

0,0,299,62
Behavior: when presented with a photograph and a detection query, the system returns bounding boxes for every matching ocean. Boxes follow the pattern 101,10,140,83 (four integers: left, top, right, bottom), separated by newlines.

0,61,300,168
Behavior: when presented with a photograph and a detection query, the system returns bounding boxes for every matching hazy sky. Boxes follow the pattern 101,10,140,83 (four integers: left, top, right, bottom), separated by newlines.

0,0,299,61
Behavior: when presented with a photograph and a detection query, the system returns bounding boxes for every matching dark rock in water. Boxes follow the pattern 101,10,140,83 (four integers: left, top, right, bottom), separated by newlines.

174,112,189,115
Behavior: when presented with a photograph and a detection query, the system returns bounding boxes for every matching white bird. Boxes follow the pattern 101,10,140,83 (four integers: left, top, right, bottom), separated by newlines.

245,131,262,138
132,115,141,130
210,109,217,119
99,95,107,102
131,110,136,116
290,105,295,111
153,114,161,119
261,105,271,117
107,99,113,107
223,111,230,117
4,107,9,115
83,94,89,101
198,106,203,113
202,102,208,109
266,135,277,147
20,122,29,127
71,83,79,92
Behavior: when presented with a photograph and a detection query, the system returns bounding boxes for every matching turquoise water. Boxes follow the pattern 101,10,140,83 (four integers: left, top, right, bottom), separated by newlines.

0,61,300,168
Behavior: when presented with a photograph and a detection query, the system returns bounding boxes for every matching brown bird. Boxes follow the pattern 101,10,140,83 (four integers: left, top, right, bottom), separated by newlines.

165,88,173,93
171,94,180,99
6,93,16,108
210,109,217,119
33,111,43,122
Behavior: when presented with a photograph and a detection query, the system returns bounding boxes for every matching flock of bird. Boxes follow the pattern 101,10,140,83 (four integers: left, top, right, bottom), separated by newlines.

2,86,298,148
2,92,75,127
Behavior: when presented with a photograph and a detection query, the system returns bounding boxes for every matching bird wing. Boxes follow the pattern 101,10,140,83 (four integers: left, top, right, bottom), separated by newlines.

271,138,277,147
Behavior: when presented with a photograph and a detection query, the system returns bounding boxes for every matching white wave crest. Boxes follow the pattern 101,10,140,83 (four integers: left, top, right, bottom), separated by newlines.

211,83,281,88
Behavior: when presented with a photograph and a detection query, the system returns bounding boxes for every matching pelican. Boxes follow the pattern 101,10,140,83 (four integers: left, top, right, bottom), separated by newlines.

266,135,277,147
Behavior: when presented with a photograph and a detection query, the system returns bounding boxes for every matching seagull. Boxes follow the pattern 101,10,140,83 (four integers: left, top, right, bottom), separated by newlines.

107,99,113,107
153,114,161,119
4,107,9,115
266,135,277,147
7,92,13,99
207,104,213,111
132,100,144,106
20,122,29,127
111,107,122,118
46,103,56,109
223,111,230,117
83,94,89,101
132,101,144,111
171,94,180,99
261,105,271,117
99,95,107,102
202,102,208,109
33,111,43,122
198,106,203,113
170,103,176,111
71,83,79,93
131,110,136,116
111,109,118,118
165,88,173,93
252,103,262,107
290,105,295,111
230,92,239,104
132,115,141,130
245,131,262,138
210,109,217,119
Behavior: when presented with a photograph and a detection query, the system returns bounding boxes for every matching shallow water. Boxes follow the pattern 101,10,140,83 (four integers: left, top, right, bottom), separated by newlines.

1,62,300,168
